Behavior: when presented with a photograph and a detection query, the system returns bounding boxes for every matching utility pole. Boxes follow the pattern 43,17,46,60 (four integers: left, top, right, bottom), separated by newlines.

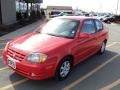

99,1,102,16
0,0,2,24
116,0,119,15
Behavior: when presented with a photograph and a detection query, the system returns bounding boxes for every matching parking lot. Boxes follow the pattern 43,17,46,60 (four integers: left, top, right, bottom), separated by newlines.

0,23,120,90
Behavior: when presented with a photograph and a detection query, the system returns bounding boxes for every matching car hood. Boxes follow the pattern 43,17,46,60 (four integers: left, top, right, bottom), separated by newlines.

9,32,73,54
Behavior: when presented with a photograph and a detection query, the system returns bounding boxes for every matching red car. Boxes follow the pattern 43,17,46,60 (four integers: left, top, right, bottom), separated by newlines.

2,16,108,80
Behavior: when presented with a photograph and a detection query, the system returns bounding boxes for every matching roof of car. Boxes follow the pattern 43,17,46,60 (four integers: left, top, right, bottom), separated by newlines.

55,16,96,20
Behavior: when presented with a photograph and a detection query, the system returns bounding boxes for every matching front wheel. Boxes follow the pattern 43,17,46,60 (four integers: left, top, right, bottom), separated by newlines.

55,57,72,81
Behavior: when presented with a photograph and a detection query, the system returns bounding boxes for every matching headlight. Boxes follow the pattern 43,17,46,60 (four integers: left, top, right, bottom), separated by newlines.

27,53,47,63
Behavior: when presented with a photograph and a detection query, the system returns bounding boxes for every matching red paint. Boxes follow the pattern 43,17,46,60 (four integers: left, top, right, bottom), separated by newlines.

2,16,108,80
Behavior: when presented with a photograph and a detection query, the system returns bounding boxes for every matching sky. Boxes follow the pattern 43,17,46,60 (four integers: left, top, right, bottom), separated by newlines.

41,0,120,14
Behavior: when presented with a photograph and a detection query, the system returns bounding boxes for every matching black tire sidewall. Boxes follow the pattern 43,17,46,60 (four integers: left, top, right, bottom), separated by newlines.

55,57,72,81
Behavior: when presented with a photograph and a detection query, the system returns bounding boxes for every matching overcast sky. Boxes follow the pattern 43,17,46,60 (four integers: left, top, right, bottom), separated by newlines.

41,0,120,14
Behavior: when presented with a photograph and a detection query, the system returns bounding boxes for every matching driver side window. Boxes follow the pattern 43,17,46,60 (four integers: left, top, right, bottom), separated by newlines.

81,20,96,34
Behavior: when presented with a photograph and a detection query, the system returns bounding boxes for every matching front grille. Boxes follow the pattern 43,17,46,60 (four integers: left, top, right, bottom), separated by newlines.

7,48,25,61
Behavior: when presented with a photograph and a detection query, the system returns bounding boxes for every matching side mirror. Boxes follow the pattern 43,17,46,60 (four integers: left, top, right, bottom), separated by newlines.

79,32,90,38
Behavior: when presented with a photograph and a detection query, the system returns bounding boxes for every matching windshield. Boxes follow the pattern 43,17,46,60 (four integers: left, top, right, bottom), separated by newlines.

41,18,80,38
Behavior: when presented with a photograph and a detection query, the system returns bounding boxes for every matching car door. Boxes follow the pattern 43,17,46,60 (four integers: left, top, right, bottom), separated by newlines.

94,19,107,49
74,19,98,64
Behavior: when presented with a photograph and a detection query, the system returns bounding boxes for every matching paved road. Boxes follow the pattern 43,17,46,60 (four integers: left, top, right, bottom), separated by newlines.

0,23,120,90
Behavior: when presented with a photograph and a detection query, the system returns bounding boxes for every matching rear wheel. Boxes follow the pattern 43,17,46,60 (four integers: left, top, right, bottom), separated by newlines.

106,20,111,24
99,41,106,54
55,57,72,81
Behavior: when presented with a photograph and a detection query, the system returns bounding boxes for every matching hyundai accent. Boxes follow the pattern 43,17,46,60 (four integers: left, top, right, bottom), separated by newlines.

2,16,108,80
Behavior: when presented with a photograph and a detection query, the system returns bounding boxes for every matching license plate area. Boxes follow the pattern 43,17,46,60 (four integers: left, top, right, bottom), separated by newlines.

8,57,16,69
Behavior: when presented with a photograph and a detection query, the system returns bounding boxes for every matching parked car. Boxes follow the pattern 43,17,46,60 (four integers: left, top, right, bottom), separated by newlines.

2,16,109,80
112,15,120,23
50,11,61,18
102,15,115,23
51,12,73,18
58,12,73,16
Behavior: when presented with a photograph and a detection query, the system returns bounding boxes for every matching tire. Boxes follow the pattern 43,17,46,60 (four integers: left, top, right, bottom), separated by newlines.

55,57,72,81
107,20,111,24
99,41,106,54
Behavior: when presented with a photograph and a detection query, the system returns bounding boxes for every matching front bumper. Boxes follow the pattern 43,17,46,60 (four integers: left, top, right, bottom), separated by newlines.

2,49,57,80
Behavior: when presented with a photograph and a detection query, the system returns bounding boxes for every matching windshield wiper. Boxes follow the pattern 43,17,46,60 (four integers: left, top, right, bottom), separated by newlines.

47,33,61,37
47,33,73,39
35,30,41,33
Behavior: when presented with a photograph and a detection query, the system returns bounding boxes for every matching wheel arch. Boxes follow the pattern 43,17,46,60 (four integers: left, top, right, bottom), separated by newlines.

57,54,74,67
104,39,107,44
54,54,74,80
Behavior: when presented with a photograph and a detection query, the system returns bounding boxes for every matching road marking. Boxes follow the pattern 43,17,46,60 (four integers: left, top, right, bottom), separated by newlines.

100,78,120,90
0,56,2,59
62,54,120,90
106,42,117,48
0,67,9,71
0,42,118,90
0,78,29,90
0,43,6,45
0,49,3,51
115,42,120,44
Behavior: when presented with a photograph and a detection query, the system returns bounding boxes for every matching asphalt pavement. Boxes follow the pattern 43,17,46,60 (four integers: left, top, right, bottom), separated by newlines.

0,23,120,90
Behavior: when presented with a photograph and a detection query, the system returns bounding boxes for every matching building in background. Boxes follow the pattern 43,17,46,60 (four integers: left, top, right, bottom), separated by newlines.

45,6,73,19
0,0,2,24
0,0,43,25
0,0,16,25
